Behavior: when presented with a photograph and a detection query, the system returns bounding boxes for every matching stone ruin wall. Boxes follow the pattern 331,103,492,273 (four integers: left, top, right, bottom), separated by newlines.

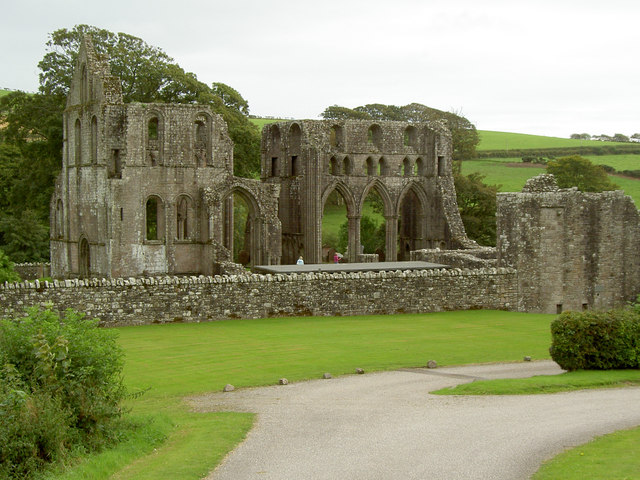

497,174,640,314
0,267,517,327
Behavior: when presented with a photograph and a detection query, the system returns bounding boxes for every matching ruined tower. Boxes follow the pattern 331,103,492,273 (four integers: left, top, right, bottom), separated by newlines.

50,37,281,278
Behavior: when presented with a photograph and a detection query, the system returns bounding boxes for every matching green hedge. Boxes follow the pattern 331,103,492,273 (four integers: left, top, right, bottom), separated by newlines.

0,308,126,479
477,144,640,159
550,310,640,371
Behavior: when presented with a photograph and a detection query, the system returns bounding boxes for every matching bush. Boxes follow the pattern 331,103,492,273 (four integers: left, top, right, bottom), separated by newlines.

550,310,640,371
0,248,20,283
0,307,126,478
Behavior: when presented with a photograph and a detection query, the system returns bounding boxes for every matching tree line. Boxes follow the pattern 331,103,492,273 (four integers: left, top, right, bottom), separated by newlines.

570,132,640,143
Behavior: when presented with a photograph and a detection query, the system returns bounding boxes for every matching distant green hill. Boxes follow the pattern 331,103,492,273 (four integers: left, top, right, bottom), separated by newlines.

477,130,621,151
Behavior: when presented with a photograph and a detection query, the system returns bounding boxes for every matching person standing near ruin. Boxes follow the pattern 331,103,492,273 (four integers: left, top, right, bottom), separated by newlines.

333,252,340,264
297,256,304,265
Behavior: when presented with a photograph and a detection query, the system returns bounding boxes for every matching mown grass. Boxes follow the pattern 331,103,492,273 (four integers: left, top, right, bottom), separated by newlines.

533,426,640,480
477,130,621,151
432,369,640,395
50,310,554,479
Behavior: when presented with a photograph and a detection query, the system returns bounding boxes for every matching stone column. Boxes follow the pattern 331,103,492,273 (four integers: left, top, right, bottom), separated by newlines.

385,214,398,262
347,215,360,263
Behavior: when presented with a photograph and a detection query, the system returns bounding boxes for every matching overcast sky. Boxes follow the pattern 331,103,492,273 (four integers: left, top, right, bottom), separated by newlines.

1,0,638,138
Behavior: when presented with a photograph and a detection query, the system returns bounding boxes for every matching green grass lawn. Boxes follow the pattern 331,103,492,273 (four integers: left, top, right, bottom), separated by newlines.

477,130,621,151
461,157,640,207
51,310,554,479
433,369,640,396
533,426,640,480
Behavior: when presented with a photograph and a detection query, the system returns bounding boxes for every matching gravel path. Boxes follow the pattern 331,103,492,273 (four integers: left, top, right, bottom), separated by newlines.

187,361,640,480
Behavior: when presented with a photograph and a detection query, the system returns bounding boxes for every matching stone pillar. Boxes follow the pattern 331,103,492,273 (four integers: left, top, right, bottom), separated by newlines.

385,214,398,262
347,215,360,263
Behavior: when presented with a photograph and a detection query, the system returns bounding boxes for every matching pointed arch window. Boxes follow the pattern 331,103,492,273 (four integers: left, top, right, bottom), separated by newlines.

147,116,162,166
74,119,82,166
146,196,165,241
90,116,98,164
176,195,194,241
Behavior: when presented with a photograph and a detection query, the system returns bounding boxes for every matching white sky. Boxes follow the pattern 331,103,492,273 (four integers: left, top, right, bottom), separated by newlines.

1,0,638,138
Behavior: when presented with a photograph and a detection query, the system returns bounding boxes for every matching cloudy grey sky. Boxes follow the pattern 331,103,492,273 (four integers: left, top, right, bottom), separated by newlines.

1,0,638,138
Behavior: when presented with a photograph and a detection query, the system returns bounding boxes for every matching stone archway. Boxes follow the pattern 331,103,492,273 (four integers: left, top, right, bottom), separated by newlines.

78,237,90,278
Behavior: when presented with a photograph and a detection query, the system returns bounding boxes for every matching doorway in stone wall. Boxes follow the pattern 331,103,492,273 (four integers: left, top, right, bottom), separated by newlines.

322,189,348,262
360,188,386,260
223,189,258,267
397,188,425,261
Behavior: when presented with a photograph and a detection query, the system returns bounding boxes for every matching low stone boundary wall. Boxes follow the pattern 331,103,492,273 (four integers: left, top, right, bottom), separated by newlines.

411,249,497,269
13,262,51,281
0,268,517,327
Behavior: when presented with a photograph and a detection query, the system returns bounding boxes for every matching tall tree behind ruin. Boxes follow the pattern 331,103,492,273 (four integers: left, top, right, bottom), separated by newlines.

320,103,479,160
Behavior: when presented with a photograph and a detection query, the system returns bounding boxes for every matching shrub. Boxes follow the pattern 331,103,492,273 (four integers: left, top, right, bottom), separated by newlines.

0,307,126,478
0,248,20,283
550,310,640,371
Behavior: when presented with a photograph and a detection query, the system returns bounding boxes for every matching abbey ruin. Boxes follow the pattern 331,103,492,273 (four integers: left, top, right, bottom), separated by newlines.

2,36,639,323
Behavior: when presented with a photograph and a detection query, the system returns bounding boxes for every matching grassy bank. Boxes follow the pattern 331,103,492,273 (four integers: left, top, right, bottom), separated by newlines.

50,310,553,479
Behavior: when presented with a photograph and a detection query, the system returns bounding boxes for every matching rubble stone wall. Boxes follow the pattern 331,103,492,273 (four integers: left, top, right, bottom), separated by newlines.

0,268,517,327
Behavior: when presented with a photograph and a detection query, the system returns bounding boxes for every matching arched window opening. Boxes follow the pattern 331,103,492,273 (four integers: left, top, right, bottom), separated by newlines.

271,157,279,177
378,157,388,176
403,158,412,177
147,116,161,166
330,125,344,149
176,196,193,240
80,64,88,104
437,156,446,176
342,156,351,175
146,196,165,241
322,189,349,263
55,200,63,239
330,156,339,175
415,157,425,176
148,117,159,140
223,191,255,265
366,157,376,176
289,123,302,154
74,119,82,165
194,116,211,166
361,188,386,260
90,116,98,164
367,124,382,149
403,126,417,148
109,149,122,179
78,237,90,278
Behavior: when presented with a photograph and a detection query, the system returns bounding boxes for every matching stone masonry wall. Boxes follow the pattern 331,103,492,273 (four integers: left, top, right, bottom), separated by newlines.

0,268,517,327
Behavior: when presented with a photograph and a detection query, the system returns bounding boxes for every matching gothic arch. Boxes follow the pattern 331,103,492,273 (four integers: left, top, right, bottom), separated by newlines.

175,194,195,241
321,180,357,217
360,179,393,217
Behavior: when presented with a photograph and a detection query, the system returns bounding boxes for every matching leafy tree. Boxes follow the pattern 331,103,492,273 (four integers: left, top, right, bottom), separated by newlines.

612,133,630,143
570,133,591,140
0,248,20,283
320,102,479,160
453,168,498,246
546,155,618,192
